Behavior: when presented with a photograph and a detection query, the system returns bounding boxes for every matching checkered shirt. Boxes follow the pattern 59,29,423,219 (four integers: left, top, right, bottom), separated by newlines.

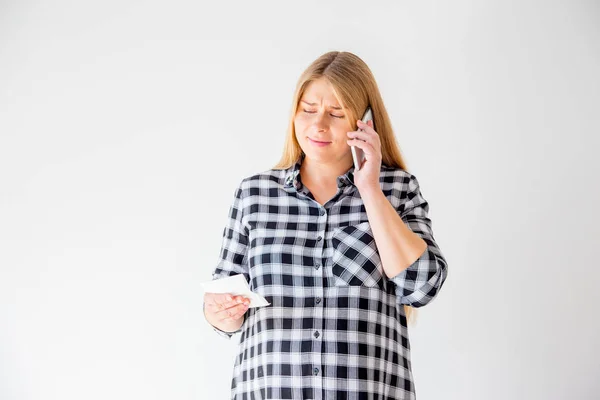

206,155,448,400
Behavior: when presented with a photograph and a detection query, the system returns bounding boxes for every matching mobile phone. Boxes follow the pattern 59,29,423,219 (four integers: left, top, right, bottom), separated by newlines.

350,106,373,171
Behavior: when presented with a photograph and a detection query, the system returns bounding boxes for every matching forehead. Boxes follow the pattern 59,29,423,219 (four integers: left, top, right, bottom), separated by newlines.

301,79,342,106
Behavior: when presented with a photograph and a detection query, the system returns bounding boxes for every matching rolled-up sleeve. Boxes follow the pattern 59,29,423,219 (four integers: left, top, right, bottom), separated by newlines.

389,173,448,307
204,179,250,339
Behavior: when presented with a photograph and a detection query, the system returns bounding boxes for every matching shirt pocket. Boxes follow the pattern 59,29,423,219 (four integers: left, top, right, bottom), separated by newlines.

330,221,385,288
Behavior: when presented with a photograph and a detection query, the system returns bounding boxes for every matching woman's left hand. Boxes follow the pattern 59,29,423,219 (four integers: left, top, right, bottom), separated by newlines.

347,119,382,193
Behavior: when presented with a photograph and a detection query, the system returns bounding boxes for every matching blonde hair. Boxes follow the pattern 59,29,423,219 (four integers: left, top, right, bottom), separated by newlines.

272,51,419,326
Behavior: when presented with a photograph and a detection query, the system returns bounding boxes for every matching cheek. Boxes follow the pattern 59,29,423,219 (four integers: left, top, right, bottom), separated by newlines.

294,117,307,134
333,124,352,141
338,118,353,131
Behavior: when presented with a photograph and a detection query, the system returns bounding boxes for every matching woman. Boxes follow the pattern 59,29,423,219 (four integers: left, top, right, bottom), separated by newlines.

204,51,448,400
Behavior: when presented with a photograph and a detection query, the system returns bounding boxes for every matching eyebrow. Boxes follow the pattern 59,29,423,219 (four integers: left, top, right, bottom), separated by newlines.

301,100,343,110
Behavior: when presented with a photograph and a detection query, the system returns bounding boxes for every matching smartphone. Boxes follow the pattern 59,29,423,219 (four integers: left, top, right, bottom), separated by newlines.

350,106,373,171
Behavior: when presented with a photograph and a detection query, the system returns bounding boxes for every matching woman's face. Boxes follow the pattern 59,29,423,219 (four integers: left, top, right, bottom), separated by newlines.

294,78,354,165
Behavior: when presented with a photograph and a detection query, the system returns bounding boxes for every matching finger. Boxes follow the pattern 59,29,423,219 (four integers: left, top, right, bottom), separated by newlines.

228,303,250,321
224,301,249,312
205,300,226,312
348,129,381,151
205,293,237,310
232,295,251,305
347,131,379,147
205,292,232,303
357,120,377,135
347,130,369,141
347,138,375,153
204,293,219,307
217,303,249,322
351,126,379,144
215,295,250,311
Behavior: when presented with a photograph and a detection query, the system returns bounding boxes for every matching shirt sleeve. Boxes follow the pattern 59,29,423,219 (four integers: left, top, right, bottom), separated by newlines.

204,179,250,339
389,173,448,307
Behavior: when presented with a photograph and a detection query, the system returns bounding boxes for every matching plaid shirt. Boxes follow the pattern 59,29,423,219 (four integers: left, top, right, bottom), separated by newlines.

206,155,448,400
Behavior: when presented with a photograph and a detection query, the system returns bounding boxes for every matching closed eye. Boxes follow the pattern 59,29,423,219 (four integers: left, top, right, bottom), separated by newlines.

303,109,344,119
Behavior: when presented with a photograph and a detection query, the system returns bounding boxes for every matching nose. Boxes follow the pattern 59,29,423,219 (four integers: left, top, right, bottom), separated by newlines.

314,112,329,132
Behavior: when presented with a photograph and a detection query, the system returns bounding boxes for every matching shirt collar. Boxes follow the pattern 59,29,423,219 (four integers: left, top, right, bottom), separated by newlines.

283,154,355,192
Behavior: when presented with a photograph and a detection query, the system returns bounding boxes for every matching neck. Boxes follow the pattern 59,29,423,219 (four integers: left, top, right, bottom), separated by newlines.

300,155,353,186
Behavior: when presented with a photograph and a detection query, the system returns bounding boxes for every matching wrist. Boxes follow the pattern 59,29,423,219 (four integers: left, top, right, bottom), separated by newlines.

359,185,384,204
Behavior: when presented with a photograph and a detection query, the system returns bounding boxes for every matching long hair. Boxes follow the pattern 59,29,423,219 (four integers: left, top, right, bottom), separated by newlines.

272,51,419,325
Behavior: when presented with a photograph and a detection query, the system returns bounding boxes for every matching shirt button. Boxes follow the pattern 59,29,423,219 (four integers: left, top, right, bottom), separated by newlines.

314,331,320,338
313,367,320,375
319,209,325,216
316,236,322,242
315,297,321,304
315,263,320,270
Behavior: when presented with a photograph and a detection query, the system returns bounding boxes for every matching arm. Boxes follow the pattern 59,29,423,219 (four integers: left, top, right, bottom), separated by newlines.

361,173,448,307
204,180,251,338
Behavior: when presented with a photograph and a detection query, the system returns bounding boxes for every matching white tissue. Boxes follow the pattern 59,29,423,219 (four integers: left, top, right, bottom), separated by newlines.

200,274,270,308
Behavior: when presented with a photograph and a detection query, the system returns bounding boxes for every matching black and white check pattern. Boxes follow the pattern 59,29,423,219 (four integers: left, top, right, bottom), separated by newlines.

207,154,448,400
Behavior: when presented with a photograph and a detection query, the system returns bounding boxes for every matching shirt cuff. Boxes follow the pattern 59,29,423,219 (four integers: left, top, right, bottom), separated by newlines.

389,244,445,307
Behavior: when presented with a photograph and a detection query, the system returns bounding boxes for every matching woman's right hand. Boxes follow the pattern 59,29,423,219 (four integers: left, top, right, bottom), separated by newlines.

204,293,250,328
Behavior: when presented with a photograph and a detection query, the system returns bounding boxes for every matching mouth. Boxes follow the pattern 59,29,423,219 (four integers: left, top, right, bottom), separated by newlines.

308,137,331,144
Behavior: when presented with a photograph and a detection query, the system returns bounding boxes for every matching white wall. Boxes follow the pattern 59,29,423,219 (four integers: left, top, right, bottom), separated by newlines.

1,1,598,399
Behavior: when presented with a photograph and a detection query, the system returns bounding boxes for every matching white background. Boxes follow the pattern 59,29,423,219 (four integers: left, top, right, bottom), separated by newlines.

1,1,599,399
